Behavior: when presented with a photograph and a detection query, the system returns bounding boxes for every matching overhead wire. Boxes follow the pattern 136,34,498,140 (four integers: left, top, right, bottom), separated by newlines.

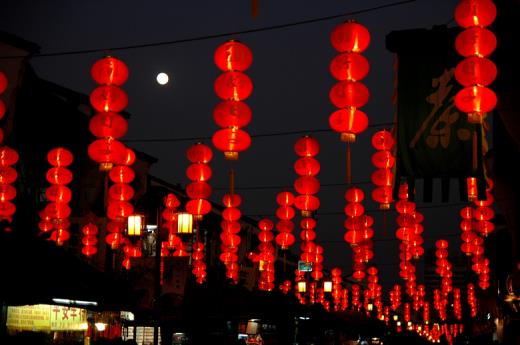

0,0,417,60
123,122,395,144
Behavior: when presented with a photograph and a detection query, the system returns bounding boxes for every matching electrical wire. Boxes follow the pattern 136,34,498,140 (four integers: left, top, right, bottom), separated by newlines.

0,0,417,59
123,122,395,143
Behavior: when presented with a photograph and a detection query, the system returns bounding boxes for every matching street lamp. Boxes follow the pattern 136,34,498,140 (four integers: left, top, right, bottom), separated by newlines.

177,212,193,234
127,214,144,237
323,281,333,293
297,281,307,293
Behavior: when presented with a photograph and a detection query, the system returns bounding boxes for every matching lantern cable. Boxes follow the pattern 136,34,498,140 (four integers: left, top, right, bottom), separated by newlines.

123,122,395,143
0,0,417,59
243,201,471,218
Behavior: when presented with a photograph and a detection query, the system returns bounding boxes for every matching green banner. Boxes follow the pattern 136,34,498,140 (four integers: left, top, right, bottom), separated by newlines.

387,27,485,201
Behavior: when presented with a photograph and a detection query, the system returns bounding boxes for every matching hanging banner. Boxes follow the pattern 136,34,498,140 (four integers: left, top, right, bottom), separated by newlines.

387,27,486,201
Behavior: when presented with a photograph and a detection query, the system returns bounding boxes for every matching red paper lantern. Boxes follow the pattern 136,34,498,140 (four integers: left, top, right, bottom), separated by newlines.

294,157,321,176
91,56,129,85
45,185,72,203
213,100,252,129
0,147,19,167
186,199,212,216
275,232,295,249
186,163,212,181
329,53,370,81
454,0,496,28
0,71,7,94
88,138,126,170
345,187,364,203
109,165,135,183
330,21,370,53
455,27,497,57
455,56,497,87
371,151,395,169
187,142,213,163
212,128,251,160
186,181,212,199
259,218,274,231
107,201,133,219
294,195,320,212
108,183,135,201
294,136,320,157
0,100,5,120
0,167,17,184
214,71,253,101
0,184,16,201
90,85,128,113
46,167,73,185
214,40,253,72
294,176,320,195
328,108,368,141
455,85,497,113
223,193,242,207
47,148,74,167
329,81,369,109
89,112,128,139
372,130,394,150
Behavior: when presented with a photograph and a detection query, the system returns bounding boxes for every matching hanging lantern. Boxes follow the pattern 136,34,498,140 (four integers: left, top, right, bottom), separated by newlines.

294,136,321,217
329,20,370,192
454,0,497,123
88,56,129,171
212,40,253,161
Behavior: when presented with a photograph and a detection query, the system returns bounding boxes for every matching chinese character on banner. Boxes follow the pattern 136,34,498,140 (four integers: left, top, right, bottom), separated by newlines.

387,27,487,202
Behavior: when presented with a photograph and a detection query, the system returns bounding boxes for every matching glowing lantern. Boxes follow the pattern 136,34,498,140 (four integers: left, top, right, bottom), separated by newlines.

212,40,253,162
454,0,496,28
455,56,497,86
214,40,253,72
177,212,193,234
91,56,129,85
330,21,370,53
212,128,251,160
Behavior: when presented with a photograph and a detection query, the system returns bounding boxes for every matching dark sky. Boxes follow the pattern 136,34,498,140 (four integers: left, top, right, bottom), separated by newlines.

1,0,461,287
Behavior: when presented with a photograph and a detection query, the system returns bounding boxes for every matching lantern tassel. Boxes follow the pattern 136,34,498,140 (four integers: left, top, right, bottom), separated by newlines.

229,165,235,196
383,209,388,237
472,128,478,172
251,0,259,18
346,142,352,185
284,251,287,272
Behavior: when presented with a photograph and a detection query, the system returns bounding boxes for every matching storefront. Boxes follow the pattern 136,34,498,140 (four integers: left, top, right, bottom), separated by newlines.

4,304,125,344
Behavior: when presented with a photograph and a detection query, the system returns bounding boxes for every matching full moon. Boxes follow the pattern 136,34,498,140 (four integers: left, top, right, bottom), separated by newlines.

156,72,169,85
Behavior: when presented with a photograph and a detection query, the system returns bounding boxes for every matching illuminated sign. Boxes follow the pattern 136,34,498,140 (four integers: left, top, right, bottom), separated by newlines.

298,261,313,272
6,304,87,332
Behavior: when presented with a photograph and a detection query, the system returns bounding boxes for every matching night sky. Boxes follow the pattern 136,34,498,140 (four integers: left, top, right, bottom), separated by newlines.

1,0,462,288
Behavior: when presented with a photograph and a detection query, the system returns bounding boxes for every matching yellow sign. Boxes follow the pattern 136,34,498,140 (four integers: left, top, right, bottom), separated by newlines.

6,304,51,331
6,304,87,332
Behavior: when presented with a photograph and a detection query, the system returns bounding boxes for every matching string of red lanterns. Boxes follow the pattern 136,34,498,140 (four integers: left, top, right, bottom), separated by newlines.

88,56,129,171
185,143,213,219
212,40,253,162
81,222,99,257
219,192,242,283
371,130,395,209
107,148,136,269
329,20,370,184
454,0,497,125
0,71,18,225
274,191,296,250
44,148,74,246
256,218,276,291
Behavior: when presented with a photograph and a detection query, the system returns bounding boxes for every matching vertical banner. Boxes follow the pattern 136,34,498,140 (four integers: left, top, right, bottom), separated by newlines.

386,27,486,201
